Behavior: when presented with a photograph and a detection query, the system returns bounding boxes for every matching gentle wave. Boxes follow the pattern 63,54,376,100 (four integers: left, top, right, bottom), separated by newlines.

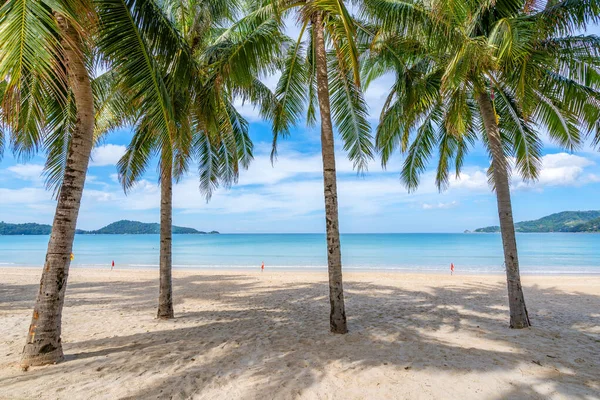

4,263,600,275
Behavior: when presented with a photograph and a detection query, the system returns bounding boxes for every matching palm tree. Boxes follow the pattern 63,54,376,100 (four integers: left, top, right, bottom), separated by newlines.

253,0,373,334
114,0,283,319
362,0,600,328
0,0,190,367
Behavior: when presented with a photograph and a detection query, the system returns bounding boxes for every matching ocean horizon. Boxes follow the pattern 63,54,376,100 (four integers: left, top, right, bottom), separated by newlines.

1,232,599,274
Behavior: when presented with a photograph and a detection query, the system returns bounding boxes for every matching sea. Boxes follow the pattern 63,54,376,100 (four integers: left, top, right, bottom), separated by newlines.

0,233,599,274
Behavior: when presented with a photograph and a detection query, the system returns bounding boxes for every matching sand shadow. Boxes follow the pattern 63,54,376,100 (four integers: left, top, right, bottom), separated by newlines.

0,273,599,399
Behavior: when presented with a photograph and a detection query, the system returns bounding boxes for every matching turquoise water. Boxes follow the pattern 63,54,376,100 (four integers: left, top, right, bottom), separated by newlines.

0,233,598,274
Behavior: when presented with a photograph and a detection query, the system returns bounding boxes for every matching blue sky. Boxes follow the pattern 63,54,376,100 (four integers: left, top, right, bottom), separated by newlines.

1,24,599,233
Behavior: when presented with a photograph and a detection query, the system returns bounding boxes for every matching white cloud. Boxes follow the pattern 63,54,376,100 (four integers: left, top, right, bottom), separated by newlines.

238,151,322,185
444,153,599,193
82,189,117,203
90,144,126,167
363,74,394,121
236,145,368,187
95,179,159,211
72,151,600,222
451,170,489,192
541,153,593,169
7,164,44,181
514,153,598,189
0,187,50,205
232,99,263,122
1,145,598,232
422,201,459,210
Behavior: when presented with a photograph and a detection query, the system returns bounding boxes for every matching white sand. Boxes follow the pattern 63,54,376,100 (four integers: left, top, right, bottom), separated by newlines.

0,268,599,399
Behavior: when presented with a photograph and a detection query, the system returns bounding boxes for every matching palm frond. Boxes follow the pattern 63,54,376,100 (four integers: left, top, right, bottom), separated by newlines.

532,88,581,151
117,123,158,191
493,83,542,181
435,124,458,191
223,97,253,169
271,24,309,160
315,0,361,84
0,81,4,160
401,105,441,191
328,47,373,172
306,24,318,126
529,0,600,36
194,129,220,199
93,70,135,141
0,0,69,157
207,10,283,87
42,88,76,195
375,88,405,167
96,0,184,162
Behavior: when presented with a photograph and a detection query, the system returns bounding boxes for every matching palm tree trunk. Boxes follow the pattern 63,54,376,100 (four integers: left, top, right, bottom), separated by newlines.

157,162,174,319
312,13,347,334
21,15,95,367
475,90,531,329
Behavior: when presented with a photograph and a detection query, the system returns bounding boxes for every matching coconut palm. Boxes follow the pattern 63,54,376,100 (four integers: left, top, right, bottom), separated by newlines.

0,0,191,366
362,0,600,328
251,0,374,334
114,0,283,319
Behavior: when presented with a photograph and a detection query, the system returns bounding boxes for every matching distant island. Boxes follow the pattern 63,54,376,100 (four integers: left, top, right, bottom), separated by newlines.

0,220,219,235
474,211,600,233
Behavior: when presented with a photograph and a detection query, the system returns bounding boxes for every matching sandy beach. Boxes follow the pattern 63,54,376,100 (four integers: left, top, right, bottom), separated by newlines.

0,268,599,399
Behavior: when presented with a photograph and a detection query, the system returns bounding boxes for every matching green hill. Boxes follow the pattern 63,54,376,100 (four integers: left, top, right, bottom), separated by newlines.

0,222,87,235
0,220,218,235
474,211,600,233
84,220,213,234
568,217,600,232
1,222,52,235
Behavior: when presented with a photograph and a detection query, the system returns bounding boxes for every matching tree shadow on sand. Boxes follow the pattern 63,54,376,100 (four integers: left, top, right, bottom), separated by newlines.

1,273,599,399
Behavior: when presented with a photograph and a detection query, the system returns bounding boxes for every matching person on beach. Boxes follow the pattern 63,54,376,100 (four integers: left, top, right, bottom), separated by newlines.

450,263,455,275
111,260,115,270
261,261,264,272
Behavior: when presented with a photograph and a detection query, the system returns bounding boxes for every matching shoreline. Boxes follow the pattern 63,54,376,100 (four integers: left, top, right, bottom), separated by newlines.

2,264,600,276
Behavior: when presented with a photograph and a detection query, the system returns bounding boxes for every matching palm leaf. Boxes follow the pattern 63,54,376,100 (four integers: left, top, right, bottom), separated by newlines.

117,124,158,191
271,23,309,160
96,0,183,170
0,0,69,141
42,88,76,195
401,105,441,191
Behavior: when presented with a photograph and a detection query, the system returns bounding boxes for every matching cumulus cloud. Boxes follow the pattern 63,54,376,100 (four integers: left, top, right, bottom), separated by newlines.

0,187,50,205
446,153,599,193
90,144,126,167
71,151,600,220
235,145,375,187
238,152,323,186
7,164,44,181
451,170,489,192
514,153,599,189
422,201,459,210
